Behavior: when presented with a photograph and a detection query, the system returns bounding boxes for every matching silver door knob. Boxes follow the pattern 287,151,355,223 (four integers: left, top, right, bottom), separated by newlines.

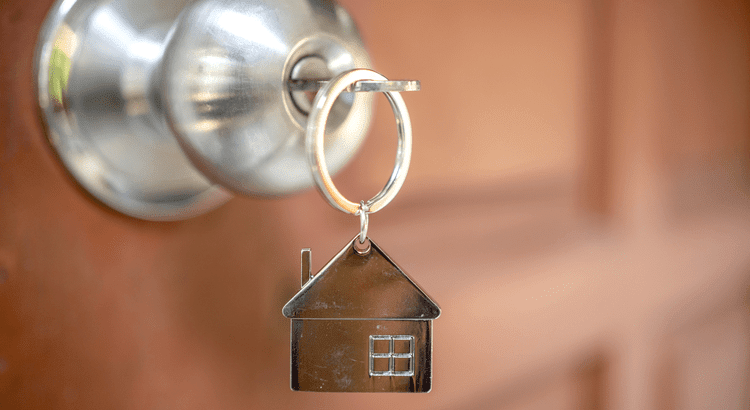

35,0,374,220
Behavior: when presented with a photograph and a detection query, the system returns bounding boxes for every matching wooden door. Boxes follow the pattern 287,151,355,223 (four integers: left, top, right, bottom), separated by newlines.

2,0,750,409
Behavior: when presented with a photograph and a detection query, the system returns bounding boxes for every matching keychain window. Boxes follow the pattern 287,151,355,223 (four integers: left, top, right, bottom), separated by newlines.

369,335,415,377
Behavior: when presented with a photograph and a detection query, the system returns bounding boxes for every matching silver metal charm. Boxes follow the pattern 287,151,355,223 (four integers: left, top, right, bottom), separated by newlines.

282,236,440,392
283,69,439,392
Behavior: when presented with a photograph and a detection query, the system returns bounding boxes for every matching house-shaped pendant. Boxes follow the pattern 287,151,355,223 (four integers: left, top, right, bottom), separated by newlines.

282,236,441,392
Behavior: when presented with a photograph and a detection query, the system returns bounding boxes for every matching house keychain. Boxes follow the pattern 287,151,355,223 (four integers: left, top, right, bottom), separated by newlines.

282,69,441,393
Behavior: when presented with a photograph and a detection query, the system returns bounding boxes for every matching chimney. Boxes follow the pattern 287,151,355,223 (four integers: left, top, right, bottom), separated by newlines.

301,248,312,287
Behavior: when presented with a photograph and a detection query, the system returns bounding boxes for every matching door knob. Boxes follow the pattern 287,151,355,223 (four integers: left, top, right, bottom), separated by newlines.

35,0,374,220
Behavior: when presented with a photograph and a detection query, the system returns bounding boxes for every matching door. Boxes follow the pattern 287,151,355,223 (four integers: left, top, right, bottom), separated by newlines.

2,0,750,409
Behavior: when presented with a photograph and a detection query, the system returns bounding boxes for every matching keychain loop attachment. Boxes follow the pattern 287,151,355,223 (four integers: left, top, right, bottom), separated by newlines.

354,202,371,254
357,201,370,244
306,69,413,216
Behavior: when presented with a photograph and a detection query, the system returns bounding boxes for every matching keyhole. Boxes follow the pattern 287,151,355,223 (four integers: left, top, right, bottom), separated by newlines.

289,56,332,115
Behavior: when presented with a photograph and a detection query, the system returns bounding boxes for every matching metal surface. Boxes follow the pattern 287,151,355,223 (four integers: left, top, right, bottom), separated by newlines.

357,200,369,244
290,319,432,392
283,236,440,320
283,236,439,392
353,238,371,255
34,0,373,220
289,56,332,115
288,79,421,93
301,248,312,287
306,69,414,215
369,335,415,377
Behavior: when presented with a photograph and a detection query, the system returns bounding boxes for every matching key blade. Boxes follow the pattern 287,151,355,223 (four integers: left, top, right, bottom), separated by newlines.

288,79,420,93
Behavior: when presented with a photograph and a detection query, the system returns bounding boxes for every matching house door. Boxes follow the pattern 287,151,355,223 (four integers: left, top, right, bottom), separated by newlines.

2,0,750,409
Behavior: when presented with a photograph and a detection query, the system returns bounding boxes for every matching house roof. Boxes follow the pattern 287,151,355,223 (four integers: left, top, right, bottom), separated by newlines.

282,236,441,320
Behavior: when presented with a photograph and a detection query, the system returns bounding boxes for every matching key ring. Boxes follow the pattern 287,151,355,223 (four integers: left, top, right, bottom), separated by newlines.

306,69,412,217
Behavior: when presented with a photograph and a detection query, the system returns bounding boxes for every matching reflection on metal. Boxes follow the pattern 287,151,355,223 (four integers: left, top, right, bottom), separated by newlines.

288,79,421,93
283,236,440,392
34,0,374,220
48,24,77,105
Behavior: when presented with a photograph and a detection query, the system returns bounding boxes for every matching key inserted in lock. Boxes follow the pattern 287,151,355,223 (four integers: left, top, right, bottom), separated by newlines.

288,55,420,115
288,79,421,93
35,0,418,221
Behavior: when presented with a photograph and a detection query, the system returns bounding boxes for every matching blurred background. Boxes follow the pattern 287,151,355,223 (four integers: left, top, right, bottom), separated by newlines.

1,0,750,409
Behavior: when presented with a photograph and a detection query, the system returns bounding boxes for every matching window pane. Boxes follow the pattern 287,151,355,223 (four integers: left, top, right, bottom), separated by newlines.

393,339,411,354
372,358,390,373
372,339,390,354
394,358,411,373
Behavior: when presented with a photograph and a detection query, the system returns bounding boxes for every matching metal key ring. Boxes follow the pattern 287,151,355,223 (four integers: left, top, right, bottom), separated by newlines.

306,69,412,215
